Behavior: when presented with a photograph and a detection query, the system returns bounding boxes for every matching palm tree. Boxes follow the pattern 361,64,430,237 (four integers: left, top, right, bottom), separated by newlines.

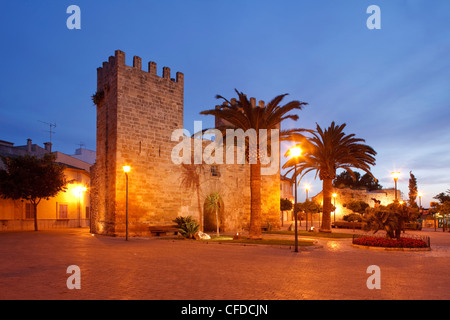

200,89,308,239
205,192,222,237
283,122,376,232
180,163,205,231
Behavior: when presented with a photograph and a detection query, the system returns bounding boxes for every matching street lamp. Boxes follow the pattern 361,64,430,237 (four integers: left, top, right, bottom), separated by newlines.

123,165,131,241
418,192,423,211
392,172,400,202
287,145,301,253
332,193,337,225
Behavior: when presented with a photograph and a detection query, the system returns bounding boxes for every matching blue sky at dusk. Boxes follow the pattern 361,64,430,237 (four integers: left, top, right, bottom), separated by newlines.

0,1,449,205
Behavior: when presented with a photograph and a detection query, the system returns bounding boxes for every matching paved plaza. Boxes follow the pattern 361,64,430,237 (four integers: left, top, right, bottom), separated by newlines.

1,228,449,300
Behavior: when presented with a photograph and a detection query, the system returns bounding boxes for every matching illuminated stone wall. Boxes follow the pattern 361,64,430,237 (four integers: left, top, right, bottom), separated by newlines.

312,187,401,221
91,51,280,236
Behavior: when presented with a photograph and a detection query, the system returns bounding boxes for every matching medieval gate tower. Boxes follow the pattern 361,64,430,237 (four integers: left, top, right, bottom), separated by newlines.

91,50,280,236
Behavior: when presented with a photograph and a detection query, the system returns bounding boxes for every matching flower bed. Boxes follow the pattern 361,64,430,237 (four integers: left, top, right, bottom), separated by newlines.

353,236,429,248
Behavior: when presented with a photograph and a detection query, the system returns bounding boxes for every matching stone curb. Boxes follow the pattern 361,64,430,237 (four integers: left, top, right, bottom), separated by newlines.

351,244,432,251
157,237,323,251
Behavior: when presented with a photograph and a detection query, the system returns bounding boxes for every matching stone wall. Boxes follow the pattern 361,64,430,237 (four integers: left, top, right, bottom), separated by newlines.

312,187,401,220
91,50,281,236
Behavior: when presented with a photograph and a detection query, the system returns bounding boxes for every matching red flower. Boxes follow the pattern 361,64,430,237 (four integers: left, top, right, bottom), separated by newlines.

354,236,427,248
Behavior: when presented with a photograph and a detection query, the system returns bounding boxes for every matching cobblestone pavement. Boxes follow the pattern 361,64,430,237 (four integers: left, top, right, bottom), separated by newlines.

1,228,449,300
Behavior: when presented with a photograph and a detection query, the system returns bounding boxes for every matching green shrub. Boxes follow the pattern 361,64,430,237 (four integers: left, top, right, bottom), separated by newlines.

173,216,200,239
343,213,362,222
363,203,420,239
405,222,422,230
343,200,370,214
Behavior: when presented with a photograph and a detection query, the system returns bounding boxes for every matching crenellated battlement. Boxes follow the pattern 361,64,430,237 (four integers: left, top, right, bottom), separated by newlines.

97,50,184,85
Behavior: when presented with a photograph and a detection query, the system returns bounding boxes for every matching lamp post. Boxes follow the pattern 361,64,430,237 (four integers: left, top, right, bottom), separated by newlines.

332,193,337,225
123,165,131,241
392,172,400,202
288,146,302,253
418,192,422,212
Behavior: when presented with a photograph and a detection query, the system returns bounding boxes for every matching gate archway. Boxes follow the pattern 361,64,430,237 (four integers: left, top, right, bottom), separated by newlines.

203,196,225,233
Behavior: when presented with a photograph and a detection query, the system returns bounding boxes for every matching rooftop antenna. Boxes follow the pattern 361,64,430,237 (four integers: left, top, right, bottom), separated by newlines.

38,121,56,144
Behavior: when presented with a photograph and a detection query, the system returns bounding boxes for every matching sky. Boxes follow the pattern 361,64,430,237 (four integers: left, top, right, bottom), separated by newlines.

0,1,449,206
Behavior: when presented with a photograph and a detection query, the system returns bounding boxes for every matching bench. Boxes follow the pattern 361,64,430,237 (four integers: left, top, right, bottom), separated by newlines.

149,225,179,236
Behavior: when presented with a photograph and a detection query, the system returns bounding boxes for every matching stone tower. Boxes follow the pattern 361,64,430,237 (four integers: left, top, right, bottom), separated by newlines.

91,50,184,235
91,50,280,237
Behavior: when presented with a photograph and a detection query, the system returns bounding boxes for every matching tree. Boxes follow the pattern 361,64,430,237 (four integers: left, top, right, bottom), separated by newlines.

280,198,293,226
200,89,308,239
333,171,381,190
433,192,450,204
363,205,398,239
408,171,418,208
363,203,419,239
333,171,361,188
359,173,382,191
429,201,440,231
283,122,377,232
0,153,67,231
430,190,450,232
344,200,369,214
394,202,420,238
205,192,222,237
441,201,450,232
295,199,323,230
180,163,205,231
343,200,369,223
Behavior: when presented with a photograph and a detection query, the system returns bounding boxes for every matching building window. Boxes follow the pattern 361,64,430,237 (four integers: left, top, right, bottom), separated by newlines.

211,165,220,177
25,203,35,219
59,204,68,219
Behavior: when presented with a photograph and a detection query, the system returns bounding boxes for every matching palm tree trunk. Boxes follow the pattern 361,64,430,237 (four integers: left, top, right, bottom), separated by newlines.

215,208,220,237
320,178,333,232
196,184,203,232
249,162,262,239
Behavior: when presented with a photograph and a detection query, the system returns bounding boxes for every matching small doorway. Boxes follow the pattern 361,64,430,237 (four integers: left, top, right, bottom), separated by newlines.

203,196,225,233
